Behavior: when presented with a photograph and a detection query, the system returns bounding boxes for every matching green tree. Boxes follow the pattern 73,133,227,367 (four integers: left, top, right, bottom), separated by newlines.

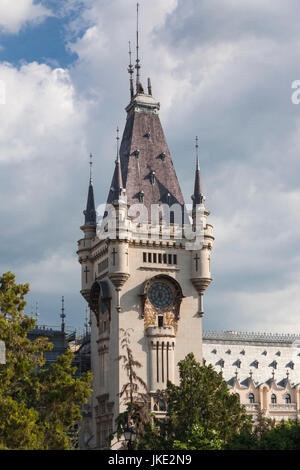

137,353,252,450
229,419,300,450
0,271,92,450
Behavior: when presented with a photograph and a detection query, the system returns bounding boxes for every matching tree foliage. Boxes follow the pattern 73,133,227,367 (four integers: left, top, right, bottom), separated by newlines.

228,419,300,450
0,272,92,450
137,353,252,450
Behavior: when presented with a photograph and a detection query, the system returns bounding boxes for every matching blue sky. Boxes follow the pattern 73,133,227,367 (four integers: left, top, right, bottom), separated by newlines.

1,0,300,335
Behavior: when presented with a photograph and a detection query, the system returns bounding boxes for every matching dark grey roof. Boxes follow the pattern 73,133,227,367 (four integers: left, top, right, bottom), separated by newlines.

106,93,186,220
83,183,96,226
192,167,203,207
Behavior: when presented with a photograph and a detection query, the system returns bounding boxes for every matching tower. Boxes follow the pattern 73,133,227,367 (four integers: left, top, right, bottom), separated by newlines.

77,23,214,450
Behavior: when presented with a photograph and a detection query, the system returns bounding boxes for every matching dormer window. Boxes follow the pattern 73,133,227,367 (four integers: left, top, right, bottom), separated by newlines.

150,171,156,185
236,359,241,368
249,393,255,404
253,360,259,369
138,190,144,203
285,393,291,404
271,394,277,404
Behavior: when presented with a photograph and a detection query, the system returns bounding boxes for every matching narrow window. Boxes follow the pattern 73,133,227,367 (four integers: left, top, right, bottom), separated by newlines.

249,393,255,404
271,394,277,404
158,253,162,263
167,342,169,380
148,252,152,263
163,254,167,263
285,394,291,404
162,342,164,382
168,254,172,264
143,252,147,262
153,253,157,263
173,254,177,264
158,316,163,327
156,342,159,383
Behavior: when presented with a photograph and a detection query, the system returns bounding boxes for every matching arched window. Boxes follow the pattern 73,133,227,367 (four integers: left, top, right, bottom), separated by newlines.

158,400,166,411
271,394,277,404
249,393,255,404
285,393,291,404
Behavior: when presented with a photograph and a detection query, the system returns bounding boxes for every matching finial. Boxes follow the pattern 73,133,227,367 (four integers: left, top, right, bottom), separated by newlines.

128,41,134,100
135,2,141,93
147,77,152,96
116,127,120,163
89,153,93,185
60,296,65,333
195,136,199,170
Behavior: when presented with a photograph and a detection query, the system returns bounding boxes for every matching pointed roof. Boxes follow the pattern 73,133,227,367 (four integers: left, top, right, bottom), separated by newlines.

83,154,96,226
106,92,185,219
109,128,125,203
192,136,203,208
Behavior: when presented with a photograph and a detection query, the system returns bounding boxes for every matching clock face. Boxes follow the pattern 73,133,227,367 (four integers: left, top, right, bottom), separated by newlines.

148,282,174,309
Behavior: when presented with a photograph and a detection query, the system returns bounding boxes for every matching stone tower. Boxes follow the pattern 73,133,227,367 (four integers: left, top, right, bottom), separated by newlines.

77,64,214,449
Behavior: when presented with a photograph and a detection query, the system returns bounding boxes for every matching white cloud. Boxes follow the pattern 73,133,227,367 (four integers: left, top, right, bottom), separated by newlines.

2,0,300,332
0,0,51,34
18,250,79,294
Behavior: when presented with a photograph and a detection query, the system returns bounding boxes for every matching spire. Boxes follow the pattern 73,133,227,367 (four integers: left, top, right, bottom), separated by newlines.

135,3,143,94
60,296,65,333
89,152,93,184
111,127,124,201
192,136,203,208
83,153,96,226
128,41,134,100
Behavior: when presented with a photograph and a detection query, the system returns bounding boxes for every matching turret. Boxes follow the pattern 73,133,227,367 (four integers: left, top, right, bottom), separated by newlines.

190,137,214,316
81,153,97,239
78,155,96,299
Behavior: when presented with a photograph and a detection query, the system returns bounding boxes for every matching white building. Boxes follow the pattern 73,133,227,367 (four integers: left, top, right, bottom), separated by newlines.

203,331,300,422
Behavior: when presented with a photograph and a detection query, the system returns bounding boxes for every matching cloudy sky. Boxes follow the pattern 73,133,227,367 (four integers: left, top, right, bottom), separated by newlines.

1,0,300,334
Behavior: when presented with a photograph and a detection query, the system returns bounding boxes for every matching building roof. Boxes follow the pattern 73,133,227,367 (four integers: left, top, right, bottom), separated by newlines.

106,93,185,220
203,330,300,346
84,182,96,226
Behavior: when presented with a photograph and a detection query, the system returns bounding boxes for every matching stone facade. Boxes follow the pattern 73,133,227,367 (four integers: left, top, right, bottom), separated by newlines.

203,331,300,422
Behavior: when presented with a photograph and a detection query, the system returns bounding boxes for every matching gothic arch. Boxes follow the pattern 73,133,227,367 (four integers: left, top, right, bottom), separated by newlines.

89,279,112,325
